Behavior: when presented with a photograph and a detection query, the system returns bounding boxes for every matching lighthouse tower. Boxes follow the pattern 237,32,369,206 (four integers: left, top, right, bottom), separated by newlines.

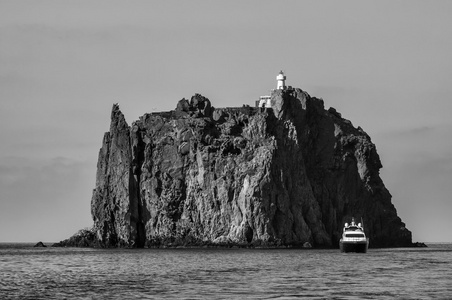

276,71,286,90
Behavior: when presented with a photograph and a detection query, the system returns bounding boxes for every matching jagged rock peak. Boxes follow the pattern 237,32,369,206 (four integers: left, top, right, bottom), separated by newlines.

110,103,129,132
175,93,212,118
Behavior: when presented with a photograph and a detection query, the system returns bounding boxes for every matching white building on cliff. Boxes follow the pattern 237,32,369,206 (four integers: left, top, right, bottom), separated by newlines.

257,71,291,108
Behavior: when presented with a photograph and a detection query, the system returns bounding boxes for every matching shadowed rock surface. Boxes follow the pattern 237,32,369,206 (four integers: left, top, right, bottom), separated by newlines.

89,89,412,248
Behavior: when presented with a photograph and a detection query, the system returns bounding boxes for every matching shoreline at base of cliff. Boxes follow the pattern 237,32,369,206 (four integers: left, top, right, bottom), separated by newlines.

51,227,427,249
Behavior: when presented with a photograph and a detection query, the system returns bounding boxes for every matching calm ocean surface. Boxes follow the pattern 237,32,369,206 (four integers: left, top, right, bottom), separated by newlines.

0,243,451,299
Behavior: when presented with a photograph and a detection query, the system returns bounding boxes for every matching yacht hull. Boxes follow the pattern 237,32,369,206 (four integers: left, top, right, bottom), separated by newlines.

340,239,369,253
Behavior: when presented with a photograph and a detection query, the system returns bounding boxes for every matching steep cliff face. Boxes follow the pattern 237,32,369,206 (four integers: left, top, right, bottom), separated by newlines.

91,90,412,248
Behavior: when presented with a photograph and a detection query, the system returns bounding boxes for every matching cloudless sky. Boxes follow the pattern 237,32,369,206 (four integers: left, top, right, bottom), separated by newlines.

1,0,451,243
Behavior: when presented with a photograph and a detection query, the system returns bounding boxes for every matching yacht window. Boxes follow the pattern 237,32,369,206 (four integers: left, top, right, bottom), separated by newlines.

345,233,364,238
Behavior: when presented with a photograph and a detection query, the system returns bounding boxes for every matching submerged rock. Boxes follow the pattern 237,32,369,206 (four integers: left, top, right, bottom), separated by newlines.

88,88,412,248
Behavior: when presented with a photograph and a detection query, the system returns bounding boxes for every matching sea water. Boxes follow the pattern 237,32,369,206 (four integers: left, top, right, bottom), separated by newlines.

0,243,451,299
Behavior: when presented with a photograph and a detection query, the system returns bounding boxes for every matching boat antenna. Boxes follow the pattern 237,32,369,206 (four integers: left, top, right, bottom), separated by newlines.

361,217,364,229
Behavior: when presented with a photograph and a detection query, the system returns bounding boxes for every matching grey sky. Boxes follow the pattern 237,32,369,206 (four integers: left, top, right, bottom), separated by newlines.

1,0,451,242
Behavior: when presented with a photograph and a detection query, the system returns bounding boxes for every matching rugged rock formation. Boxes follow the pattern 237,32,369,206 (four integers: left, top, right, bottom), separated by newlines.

90,89,412,248
52,228,98,247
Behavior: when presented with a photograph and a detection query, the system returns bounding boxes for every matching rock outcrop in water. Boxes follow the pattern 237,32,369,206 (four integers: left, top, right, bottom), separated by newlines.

34,241,47,247
52,228,98,248
89,89,412,248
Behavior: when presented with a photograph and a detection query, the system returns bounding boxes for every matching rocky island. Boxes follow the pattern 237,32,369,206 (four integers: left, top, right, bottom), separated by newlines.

57,73,413,248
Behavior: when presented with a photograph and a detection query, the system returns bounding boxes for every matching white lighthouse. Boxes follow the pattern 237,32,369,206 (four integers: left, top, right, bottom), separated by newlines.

256,71,291,108
276,71,286,90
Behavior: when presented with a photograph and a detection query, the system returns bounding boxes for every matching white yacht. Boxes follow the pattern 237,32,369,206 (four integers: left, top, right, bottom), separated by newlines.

339,218,369,253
